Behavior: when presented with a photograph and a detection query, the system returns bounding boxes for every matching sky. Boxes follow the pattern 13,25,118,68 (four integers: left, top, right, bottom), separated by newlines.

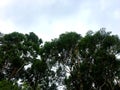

0,0,120,41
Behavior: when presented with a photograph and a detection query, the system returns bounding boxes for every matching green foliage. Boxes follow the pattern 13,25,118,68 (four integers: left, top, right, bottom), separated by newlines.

0,32,46,90
0,80,20,90
40,30,120,90
57,32,81,51
0,29,120,90
65,29,120,90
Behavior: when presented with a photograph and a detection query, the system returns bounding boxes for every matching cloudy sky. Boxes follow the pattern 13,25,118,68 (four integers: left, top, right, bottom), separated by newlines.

0,0,120,41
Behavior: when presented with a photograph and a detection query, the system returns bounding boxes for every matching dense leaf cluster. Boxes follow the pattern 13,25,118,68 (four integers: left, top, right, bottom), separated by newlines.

0,29,120,90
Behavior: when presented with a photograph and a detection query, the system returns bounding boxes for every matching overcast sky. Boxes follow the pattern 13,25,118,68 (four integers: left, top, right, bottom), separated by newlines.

0,0,120,41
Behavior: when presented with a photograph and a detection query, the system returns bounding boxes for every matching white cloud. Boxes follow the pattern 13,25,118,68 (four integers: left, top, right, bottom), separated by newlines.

0,19,16,33
100,0,108,11
0,0,120,42
51,18,89,38
113,10,120,19
14,0,56,7
78,8,92,22
0,0,14,8
3,0,80,29
99,0,114,11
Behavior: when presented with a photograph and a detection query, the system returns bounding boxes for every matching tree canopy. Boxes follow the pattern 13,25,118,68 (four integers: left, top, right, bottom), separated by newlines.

0,29,120,90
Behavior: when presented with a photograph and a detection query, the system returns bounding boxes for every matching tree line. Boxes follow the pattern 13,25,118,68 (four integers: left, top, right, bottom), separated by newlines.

0,28,120,90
